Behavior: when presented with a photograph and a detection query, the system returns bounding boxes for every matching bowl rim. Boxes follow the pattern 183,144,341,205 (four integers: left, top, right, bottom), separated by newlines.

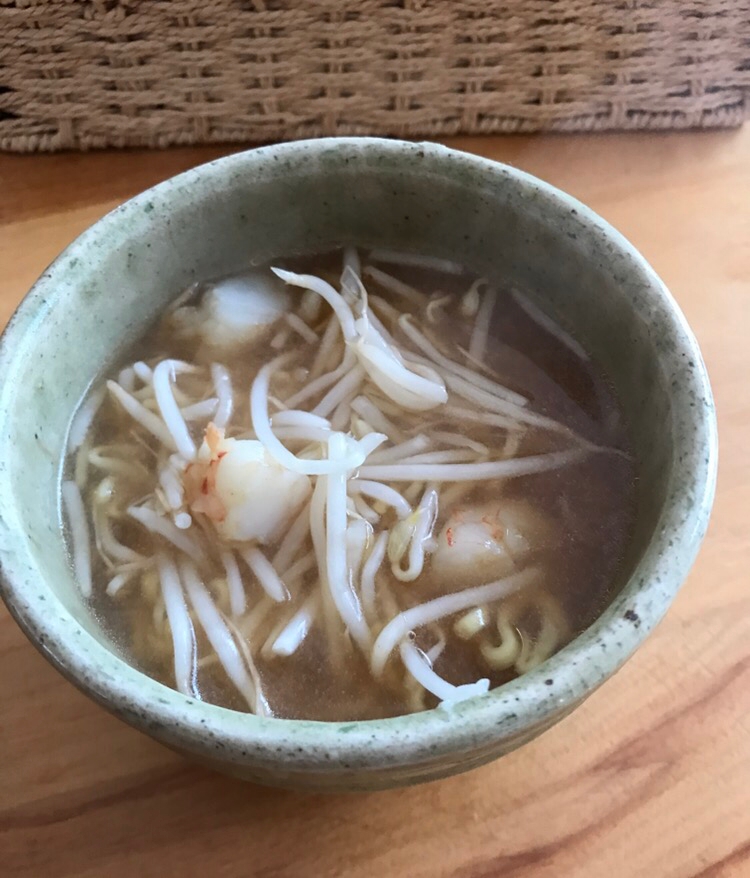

0,137,718,771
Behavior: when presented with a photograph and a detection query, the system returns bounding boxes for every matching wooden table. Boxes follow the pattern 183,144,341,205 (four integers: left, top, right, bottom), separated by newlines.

1,131,748,878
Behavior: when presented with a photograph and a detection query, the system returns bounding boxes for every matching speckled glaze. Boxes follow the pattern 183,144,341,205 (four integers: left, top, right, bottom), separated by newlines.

0,139,717,791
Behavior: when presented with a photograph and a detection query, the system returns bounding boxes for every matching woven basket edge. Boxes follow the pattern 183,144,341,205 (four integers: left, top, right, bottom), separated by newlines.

2,97,748,154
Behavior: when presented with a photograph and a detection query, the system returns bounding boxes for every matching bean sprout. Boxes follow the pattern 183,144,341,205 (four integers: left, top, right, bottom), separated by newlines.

68,253,628,721
62,481,92,598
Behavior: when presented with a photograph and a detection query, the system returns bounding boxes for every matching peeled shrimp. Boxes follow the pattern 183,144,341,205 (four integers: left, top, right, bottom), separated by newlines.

432,500,555,587
170,270,291,350
184,424,311,543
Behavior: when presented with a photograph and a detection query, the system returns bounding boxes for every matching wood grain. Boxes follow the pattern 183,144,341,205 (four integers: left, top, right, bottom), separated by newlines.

1,130,749,878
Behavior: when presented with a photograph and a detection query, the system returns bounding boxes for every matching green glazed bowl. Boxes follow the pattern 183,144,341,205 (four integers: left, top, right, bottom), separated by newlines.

0,139,717,791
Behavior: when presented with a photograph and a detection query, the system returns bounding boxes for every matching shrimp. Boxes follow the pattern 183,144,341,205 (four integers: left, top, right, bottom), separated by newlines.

184,424,312,543
432,500,555,587
170,270,291,351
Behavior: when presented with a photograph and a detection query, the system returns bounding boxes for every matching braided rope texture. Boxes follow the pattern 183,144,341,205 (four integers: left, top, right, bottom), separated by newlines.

2,0,749,152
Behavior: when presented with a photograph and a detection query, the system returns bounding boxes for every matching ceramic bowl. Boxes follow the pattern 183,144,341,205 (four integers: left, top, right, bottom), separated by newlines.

0,139,717,791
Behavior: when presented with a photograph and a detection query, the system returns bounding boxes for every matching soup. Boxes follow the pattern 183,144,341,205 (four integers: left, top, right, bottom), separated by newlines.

62,249,636,721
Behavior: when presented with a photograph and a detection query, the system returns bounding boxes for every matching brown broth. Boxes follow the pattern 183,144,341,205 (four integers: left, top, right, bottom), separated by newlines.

66,251,637,721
